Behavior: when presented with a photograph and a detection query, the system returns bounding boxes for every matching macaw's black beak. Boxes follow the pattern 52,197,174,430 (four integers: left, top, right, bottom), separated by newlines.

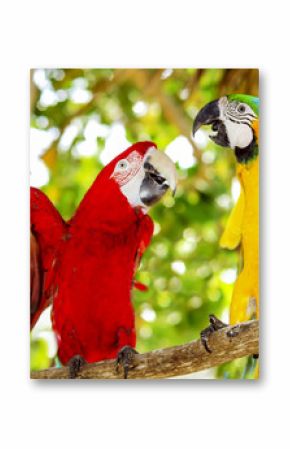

192,100,220,136
192,99,230,148
140,169,169,206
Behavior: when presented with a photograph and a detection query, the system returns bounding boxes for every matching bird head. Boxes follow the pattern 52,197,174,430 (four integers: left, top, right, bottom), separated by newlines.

192,94,259,163
104,141,177,211
74,141,177,231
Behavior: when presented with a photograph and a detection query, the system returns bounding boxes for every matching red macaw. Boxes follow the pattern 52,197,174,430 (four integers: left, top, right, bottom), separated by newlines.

30,142,176,377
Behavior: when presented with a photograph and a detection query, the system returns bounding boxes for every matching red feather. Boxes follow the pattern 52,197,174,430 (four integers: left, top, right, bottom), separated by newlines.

31,142,156,365
133,281,148,292
30,187,66,329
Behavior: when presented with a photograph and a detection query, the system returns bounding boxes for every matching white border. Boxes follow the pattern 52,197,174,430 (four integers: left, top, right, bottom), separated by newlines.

1,1,289,447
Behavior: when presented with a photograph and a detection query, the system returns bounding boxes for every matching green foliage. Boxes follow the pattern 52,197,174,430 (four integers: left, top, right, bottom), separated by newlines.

30,68,258,378
30,337,50,371
217,356,258,380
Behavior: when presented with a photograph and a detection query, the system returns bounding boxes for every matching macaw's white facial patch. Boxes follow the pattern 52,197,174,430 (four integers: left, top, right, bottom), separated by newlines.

111,151,143,186
120,164,147,209
110,150,146,209
218,96,256,149
219,97,256,124
224,120,254,149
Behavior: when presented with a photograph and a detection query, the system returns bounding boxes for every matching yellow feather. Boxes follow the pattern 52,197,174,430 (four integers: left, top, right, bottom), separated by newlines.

220,187,245,250
227,158,259,325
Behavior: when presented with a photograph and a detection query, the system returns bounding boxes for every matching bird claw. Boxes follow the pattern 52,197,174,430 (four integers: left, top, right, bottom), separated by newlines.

115,346,138,379
68,355,86,379
200,314,228,353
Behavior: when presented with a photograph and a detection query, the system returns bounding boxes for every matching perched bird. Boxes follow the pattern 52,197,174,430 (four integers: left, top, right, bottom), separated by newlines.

31,141,176,377
192,94,259,333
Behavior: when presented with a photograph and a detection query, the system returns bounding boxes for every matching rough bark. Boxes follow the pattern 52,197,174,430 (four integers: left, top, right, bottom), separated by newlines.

31,319,259,380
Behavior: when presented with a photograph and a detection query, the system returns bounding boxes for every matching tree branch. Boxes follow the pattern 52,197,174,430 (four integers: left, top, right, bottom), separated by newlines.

127,69,201,158
31,320,259,379
39,69,130,160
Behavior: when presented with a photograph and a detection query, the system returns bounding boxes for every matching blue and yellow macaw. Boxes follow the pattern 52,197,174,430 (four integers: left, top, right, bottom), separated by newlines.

193,94,259,340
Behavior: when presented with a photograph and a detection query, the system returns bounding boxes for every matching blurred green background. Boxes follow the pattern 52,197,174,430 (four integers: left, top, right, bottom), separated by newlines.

30,68,258,378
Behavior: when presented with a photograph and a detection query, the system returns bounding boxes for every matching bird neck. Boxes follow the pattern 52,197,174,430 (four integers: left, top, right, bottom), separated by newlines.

235,141,259,164
235,119,259,164
70,178,143,234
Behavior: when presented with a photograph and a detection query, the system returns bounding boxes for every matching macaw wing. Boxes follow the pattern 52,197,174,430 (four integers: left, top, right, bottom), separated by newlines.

220,187,245,250
30,231,42,317
30,187,66,329
133,214,154,291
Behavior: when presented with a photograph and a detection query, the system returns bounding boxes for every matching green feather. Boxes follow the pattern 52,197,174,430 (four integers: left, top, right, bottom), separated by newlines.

227,94,259,116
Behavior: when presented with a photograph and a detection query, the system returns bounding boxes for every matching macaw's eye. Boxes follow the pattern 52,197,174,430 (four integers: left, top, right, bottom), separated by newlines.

116,159,129,171
238,104,246,113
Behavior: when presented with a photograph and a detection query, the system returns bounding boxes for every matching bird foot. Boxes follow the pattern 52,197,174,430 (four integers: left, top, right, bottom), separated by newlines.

115,346,138,379
68,355,86,379
200,314,228,353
